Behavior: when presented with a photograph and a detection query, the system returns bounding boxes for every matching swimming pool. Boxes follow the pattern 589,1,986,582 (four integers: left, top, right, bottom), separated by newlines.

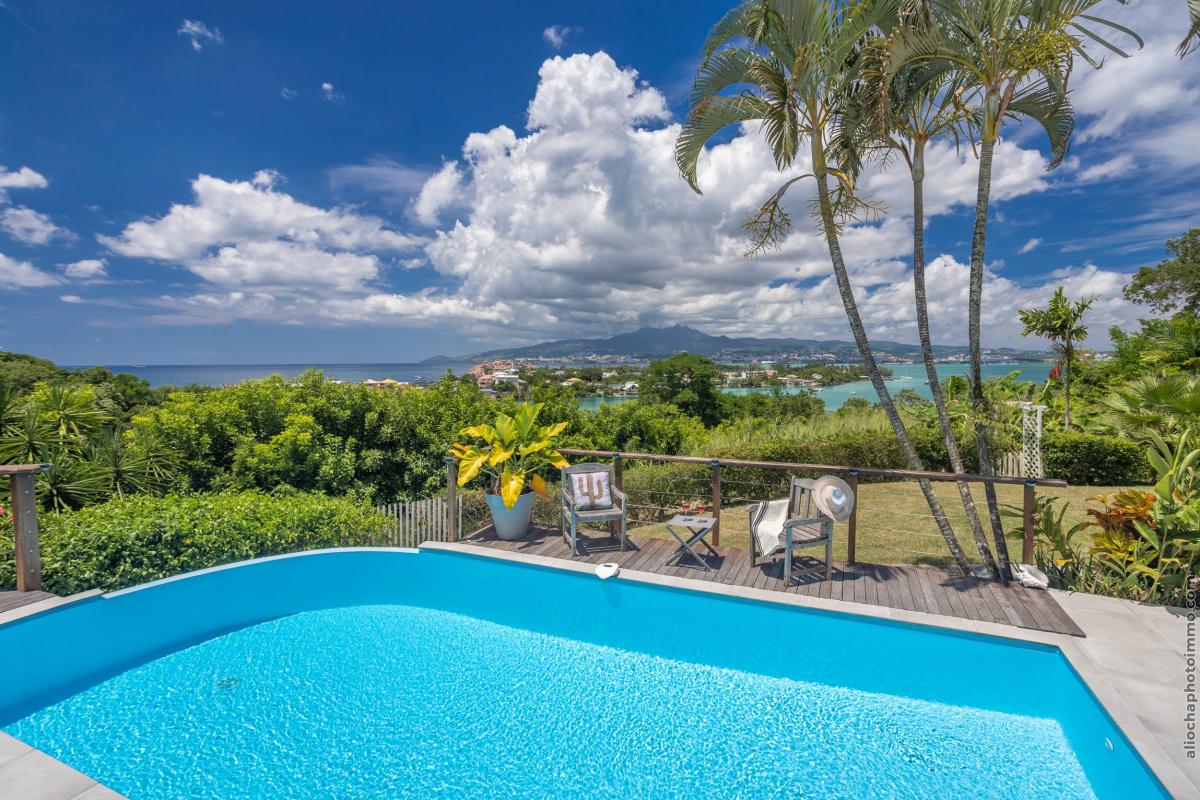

0,548,1170,799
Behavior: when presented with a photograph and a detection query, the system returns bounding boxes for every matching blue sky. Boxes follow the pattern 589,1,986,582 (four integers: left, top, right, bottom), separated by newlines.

0,0,1196,365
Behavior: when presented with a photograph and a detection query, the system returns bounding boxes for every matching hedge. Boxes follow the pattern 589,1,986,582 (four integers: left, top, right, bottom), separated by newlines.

1042,430,1152,486
0,490,389,595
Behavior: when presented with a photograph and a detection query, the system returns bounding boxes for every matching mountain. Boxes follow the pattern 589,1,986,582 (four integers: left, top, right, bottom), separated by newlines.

422,325,1047,364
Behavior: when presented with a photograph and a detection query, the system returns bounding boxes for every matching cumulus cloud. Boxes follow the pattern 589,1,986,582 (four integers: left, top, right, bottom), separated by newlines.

0,252,62,289
0,206,69,245
543,25,581,49
412,162,463,226
408,51,1119,346
178,19,223,51
104,50,1146,343
0,165,47,192
321,82,345,103
61,258,108,280
95,171,497,325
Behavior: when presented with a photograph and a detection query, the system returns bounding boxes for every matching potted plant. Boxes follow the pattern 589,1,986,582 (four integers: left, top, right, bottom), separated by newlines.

452,403,568,540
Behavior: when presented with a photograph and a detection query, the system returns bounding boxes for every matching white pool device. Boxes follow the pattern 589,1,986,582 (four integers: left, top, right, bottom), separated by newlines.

596,563,620,580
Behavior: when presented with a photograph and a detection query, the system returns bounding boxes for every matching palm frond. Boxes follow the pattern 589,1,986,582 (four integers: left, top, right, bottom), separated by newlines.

676,93,772,193
1006,78,1075,168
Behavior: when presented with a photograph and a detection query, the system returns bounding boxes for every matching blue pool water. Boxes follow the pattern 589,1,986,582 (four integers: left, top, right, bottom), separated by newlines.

7,605,1092,799
0,550,1169,799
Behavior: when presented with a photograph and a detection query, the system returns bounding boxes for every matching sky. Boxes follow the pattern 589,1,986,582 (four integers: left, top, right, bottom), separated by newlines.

0,0,1197,366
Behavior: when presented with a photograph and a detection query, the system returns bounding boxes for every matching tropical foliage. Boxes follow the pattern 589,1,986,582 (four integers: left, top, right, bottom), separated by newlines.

452,403,569,508
1018,286,1094,428
1015,432,1200,606
0,490,388,594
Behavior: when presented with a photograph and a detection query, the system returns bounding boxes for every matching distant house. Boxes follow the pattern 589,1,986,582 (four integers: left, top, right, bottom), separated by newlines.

492,370,525,388
561,377,584,387
619,381,638,395
476,374,496,388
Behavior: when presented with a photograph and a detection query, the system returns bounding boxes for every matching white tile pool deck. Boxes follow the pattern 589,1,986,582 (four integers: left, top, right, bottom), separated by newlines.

0,546,1195,799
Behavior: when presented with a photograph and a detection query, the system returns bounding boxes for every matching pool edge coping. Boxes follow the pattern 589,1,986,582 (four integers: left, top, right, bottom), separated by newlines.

423,540,1197,799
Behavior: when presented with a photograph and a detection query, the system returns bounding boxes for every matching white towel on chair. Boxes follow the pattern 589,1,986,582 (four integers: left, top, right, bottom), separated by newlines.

752,499,790,558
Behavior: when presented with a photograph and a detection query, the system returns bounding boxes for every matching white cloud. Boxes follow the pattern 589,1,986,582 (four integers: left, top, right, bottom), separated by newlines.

178,19,223,51
321,82,345,103
328,158,431,208
0,252,62,289
61,258,108,280
1073,0,1200,167
1077,154,1136,182
106,50,1146,345
0,165,47,191
59,294,84,304
407,51,1089,347
1018,238,1042,254
280,86,299,100
0,206,68,245
98,172,423,294
412,162,463,226
543,25,581,49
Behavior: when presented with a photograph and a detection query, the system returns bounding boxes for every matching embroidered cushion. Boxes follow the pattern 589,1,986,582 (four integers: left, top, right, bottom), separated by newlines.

570,471,613,510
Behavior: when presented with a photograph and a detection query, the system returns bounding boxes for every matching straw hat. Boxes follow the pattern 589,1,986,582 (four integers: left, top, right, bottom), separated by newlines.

812,475,855,521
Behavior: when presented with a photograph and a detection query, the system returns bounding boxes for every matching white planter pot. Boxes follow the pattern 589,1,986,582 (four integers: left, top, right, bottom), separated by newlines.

485,492,535,540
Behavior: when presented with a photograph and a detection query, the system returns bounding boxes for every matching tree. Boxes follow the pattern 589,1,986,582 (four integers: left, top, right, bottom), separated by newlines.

641,353,725,427
676,0,974,571
1124,228,1200,314
891,0,1138,561
856,7,1003,577
1019,287,1094,429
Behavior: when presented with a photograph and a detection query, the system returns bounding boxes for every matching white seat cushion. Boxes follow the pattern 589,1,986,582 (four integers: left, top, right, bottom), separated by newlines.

570,471,613,510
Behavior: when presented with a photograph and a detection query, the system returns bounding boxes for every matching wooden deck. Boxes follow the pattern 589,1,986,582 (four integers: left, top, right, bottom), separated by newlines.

462,525,1085,637
0,590,56,615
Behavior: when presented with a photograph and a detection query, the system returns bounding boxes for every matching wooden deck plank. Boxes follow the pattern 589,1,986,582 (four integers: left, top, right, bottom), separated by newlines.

457,528,1083,637
0,590,55,614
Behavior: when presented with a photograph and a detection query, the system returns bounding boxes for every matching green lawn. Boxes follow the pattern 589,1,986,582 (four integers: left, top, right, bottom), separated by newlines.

627,481,1142,569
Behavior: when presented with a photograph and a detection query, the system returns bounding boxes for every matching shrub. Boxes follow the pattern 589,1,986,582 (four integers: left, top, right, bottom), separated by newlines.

0,490,389,595
1042,430,1151,485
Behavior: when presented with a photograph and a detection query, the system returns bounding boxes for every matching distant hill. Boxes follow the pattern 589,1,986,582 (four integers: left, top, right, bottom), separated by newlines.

422,325,1047,364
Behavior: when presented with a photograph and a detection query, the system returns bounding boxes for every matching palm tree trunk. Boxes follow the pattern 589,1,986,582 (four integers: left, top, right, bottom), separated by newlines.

967,136,1013,572
912,163,1001,580
1063,347,1072,429
814,153,972,573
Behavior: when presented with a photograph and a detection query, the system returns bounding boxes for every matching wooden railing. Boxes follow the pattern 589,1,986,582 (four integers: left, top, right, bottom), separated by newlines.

2,464,51,592
554,449,1068,567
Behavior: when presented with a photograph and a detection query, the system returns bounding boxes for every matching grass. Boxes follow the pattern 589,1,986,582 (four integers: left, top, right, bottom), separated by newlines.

626,481,1144,570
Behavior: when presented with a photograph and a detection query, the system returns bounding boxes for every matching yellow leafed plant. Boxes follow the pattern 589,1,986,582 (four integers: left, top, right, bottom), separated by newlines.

451,403,568,508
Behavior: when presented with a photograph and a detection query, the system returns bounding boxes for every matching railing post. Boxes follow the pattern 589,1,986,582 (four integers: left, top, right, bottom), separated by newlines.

445,457,459,543
1021,480,1036,565
710,459,722,547
847,469,859,565
11,472,42,592
611,453,623,539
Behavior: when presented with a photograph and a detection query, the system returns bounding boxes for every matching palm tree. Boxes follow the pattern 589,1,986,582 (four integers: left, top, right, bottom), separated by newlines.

1181,0,1200,56
889,0,1139,552
676,0,974,572
855,5,1005,577
1104,373,1200,439
1018,286,1094,428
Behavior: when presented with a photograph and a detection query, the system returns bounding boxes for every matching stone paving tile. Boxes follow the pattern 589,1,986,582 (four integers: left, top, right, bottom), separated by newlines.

0,748,97,800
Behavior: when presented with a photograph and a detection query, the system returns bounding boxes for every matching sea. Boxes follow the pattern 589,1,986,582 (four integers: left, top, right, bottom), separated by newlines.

92,361,1051,412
